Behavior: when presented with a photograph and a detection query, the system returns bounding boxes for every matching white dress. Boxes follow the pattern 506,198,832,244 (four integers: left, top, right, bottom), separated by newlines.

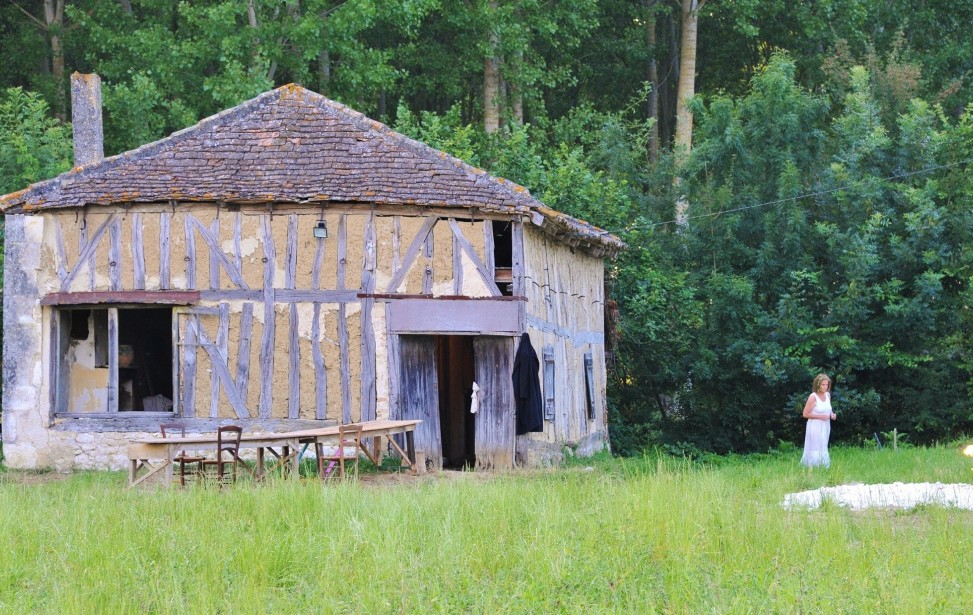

801,392,831,468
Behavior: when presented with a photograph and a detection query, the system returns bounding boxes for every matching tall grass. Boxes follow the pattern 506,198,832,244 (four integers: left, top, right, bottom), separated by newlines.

1,445,971,613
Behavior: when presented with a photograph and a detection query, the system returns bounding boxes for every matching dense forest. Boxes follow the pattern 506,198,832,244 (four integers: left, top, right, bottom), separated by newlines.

2,0,972,455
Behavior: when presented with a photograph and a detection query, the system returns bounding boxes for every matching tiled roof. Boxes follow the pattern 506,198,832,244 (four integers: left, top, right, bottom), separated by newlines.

0,84,623,255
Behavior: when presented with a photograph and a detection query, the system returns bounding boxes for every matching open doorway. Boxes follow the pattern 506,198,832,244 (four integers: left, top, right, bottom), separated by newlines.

435,335,476,469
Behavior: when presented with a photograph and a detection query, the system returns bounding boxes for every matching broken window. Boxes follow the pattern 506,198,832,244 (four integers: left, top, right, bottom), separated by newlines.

54,307,175,415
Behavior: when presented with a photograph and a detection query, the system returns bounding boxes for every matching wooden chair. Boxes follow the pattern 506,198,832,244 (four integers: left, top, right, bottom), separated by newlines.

199,425,243,485
316,423,363,481
159,422,205,487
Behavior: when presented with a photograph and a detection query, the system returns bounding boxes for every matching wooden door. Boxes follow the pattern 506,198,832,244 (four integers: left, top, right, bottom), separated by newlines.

397,335,442,469
473,336,516,470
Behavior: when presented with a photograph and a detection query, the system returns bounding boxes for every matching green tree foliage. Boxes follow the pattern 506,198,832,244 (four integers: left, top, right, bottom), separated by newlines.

0,87,72,194
609,54,973,454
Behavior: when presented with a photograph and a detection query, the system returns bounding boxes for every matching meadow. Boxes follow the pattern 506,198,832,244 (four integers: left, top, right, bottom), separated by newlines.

0,445,971,614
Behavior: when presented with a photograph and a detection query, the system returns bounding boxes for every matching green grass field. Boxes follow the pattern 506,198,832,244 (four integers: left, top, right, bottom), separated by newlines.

1,445,971,613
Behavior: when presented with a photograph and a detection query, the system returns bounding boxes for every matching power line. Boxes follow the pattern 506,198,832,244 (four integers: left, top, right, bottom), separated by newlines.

601,156,973,235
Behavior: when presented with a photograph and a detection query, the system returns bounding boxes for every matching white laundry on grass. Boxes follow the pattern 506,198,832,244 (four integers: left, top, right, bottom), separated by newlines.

783,482,973,511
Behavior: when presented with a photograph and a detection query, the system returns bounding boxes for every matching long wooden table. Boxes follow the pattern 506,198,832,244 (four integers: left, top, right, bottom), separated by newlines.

127,419,421,488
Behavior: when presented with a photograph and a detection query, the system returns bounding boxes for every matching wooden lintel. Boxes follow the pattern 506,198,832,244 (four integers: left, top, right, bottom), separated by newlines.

41,290,201,306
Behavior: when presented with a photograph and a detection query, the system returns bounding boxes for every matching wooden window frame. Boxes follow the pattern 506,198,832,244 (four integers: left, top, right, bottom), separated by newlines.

543,345,555,421
52,305,178,418
583,351,596,421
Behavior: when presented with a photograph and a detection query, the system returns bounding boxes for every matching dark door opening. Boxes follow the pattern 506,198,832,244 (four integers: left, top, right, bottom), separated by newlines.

435,335,476,469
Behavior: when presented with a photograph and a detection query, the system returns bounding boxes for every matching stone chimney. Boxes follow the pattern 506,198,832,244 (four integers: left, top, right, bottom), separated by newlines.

70,73,104,167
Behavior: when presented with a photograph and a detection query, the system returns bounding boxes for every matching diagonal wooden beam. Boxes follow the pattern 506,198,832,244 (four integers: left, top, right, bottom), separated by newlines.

448,219,501,296
384,216,438,293
59,214,116,292
186,214,250,289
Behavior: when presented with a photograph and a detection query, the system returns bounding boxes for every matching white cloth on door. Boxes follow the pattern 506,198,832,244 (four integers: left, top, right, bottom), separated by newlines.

470,381,480,414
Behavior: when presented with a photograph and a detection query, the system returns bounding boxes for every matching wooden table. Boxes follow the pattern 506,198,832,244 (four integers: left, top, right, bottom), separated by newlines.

128,419,421,488
128,432,304,488
284,419,421,470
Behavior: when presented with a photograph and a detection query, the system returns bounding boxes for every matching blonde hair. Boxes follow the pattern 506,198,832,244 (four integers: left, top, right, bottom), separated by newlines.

812,373,831,393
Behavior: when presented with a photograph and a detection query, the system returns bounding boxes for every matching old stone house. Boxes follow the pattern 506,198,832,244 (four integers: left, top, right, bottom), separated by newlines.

0,75,622,472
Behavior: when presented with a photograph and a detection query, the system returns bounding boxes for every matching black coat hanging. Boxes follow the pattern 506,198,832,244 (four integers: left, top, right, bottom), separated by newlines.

512,332,543,435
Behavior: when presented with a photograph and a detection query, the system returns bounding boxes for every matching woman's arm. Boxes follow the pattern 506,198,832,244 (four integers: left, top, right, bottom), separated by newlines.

802,394,826,420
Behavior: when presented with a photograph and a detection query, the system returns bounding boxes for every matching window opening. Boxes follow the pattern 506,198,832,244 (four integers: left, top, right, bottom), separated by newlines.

543,345,555,421
56,306,174,414
583,351,596,421
492,220,513,296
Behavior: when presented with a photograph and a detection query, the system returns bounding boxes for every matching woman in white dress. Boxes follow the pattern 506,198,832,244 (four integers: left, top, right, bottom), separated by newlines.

801,374,836,468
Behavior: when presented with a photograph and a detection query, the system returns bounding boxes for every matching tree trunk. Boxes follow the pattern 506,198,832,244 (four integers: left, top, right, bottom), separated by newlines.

674,0,702,159
45,0,66,122
117,0,132,15
510,49,524,127
673,0,704,226
644,0,659,164
483,1,501,134
318,50,331,95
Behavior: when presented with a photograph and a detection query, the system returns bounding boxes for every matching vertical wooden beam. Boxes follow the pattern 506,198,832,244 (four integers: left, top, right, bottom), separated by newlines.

483,220,495,279
312,221,326,291
182,314,197,418
422,225,434,294
285,214,298,290
132,213,145,289
235,302,254,397
49,310,59,423
184,214,197,289
54,220,67,282
360,212,377,423
211,303,229,419
172,308,181,417
511,221,525,296
385,303,400,420
108,307,119,413
233,212,243,277
392,216,402,277
160,212,170,290
288,302,301,419
336,214,347,290
209,218,221,290
339,302,351,423
258,215,277,419
109,217,121,291
312,302,327,420
452,219,463,295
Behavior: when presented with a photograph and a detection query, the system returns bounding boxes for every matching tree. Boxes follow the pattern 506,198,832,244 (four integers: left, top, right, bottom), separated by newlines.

0,86,72,194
